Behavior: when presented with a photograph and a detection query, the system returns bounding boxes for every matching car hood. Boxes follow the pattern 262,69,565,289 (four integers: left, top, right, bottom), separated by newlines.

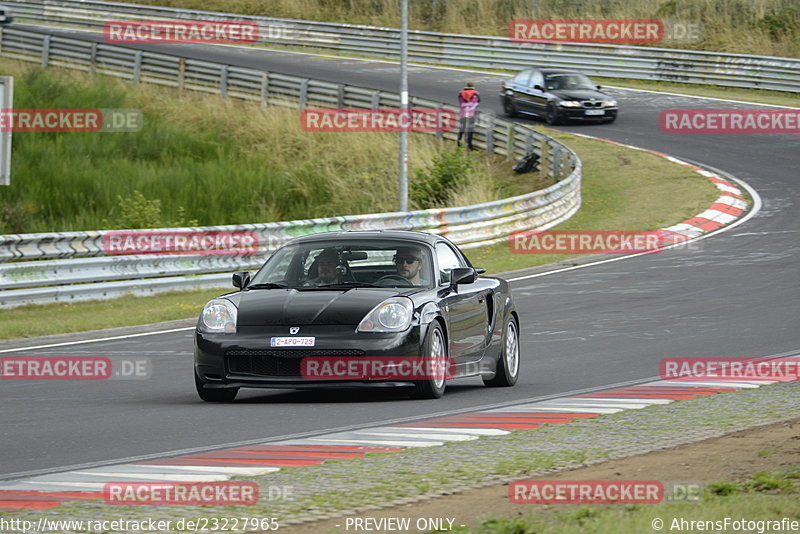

551,89,608,101
233,288,412,326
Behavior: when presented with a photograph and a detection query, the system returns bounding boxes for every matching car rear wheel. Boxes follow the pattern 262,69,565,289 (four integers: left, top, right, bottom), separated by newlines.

195,370,239,402
503,96,518,118
545,104,561,125
410,322,447,399
483,316,520,387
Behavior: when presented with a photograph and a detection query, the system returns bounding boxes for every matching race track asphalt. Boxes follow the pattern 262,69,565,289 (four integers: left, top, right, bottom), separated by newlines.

1,27,797,479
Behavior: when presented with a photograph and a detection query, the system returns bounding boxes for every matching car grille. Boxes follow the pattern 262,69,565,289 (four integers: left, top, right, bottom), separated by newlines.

582,101,603,108
226,349,366,377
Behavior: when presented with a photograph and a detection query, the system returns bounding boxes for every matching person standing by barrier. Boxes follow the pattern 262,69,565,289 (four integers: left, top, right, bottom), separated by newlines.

457,82,480,150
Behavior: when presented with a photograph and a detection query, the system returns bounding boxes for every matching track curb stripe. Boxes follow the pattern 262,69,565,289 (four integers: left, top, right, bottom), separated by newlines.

0,375,794,510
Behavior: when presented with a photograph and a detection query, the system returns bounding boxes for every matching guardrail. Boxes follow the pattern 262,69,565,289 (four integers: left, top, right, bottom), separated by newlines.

4,0,799,93
0,26,581,308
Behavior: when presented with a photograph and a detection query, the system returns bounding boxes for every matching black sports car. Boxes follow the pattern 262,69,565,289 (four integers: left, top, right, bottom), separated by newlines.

501,68,617,124
194,230,520,401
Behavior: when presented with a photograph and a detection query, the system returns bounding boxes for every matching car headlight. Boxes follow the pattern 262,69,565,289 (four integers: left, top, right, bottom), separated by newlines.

603,100,617,107
559,101,582,107
199,298,238,333
357,297,414,333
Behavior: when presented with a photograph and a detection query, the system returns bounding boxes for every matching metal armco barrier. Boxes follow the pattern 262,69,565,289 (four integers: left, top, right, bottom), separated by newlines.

3,0,799,93
0,27,581,308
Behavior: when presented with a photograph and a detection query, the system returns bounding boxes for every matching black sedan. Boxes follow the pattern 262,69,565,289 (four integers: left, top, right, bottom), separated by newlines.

501,68,617,124
194,230,520,401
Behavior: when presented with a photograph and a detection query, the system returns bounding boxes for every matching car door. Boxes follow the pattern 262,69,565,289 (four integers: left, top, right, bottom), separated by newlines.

436,242,489,365
528,69,549,117
508,70,536,113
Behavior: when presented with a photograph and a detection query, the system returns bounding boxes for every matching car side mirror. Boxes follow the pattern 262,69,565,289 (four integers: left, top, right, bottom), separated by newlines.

450,267,477,289
596,85,602,90
232,271,251,289
534,84,544,91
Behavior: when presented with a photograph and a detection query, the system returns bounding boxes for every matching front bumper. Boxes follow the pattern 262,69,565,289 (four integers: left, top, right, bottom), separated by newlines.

558,107,617,122
195,324,424,389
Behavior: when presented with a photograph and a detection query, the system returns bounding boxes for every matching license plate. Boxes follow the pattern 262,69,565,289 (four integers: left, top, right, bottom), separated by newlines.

585,109,605,116
270,337,315,347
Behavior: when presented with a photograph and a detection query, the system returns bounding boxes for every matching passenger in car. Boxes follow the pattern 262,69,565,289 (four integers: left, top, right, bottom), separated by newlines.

306,248,343,286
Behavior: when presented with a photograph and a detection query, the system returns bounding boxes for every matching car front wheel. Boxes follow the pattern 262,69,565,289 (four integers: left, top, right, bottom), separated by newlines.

483,316,520,387
410,322,447,399
195,370,239,402
545,104,561,125
502,96,518,118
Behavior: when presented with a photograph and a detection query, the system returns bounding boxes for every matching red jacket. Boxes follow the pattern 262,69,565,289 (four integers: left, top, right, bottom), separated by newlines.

458,88,480,118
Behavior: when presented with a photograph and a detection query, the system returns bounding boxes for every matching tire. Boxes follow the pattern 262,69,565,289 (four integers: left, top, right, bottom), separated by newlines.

195,370,238,402
483,315,520,387
545,104,561,125
410,322,447,399
503,96,518,118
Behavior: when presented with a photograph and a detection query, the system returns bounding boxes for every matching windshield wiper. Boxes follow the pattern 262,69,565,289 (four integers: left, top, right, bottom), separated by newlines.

246,283,288,290
300,282,379,290
325,282,378,288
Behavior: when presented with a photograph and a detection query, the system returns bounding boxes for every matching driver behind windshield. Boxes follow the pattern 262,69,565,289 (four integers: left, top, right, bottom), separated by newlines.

307,248,342,286
393,247,424,285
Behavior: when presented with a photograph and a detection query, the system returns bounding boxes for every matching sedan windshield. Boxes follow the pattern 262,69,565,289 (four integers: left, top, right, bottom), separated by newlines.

544,74,595,91
249,240,434,289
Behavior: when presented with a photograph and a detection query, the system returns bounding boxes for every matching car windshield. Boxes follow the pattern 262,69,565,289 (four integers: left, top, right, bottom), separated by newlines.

249,240,434,289
544,74,595,91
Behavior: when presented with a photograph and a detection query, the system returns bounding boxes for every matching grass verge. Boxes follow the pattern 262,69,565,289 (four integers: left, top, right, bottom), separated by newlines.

467,127,720,274
463,469,799,534
0,289,220,340
0,58,536,233
0,129,720,341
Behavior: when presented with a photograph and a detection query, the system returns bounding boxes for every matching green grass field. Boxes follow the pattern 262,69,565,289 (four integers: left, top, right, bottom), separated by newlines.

460,469,799,534
0,59,543,234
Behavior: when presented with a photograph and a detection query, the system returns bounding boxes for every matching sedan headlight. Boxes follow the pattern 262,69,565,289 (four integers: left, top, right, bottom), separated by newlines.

199,298,238,333
357,297,414,333
559,101,582,107
603,100,617,107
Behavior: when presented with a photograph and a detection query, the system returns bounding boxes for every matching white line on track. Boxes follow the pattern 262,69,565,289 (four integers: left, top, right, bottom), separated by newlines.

0,327,194,354
507,163,763,283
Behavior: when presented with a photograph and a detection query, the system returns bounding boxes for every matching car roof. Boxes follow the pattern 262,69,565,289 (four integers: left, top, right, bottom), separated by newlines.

540,68,583,75
285,230,443,247
514,68,586,77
